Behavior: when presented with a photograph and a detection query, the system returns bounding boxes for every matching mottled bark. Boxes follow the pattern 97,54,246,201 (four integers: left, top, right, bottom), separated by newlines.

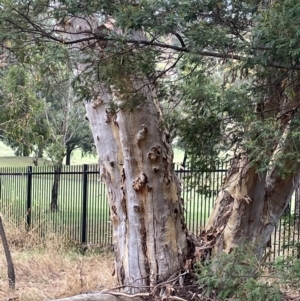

85,85,188,290
204,79,300,257
0,215,15,289
58,18,188,292
205,114,300,257
205,157,299,256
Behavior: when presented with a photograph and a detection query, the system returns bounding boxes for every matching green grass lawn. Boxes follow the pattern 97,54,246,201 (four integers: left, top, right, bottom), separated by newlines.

0,141,185,167
1,166,112,245
0,163,218,244
0,156,53,167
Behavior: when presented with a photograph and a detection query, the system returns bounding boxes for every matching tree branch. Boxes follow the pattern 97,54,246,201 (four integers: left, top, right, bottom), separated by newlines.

38,31,300,70
4,10,300,71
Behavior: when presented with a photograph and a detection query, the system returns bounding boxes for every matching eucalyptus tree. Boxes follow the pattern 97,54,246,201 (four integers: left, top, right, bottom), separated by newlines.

1,0,300,294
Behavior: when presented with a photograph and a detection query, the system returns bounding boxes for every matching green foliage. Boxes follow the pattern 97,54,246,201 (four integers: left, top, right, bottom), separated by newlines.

273,256,300,290
197,243,300,300
2,0,300,173
197,246,282,301
0,44,94,164
0,63,48,154
255,0,300,65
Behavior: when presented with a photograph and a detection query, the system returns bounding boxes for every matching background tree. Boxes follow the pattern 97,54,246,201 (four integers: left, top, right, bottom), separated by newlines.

0,43,94,164
0,61,48,157
0,48,94,210
39,61,94,210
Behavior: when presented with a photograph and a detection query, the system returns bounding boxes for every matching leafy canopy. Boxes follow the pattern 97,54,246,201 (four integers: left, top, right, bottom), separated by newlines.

1,0,300,170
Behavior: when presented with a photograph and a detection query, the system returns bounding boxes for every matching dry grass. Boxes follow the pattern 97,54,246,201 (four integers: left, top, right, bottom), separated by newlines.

0,215,117,301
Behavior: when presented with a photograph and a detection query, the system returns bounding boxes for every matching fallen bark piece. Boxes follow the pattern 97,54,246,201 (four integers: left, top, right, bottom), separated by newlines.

50,292,142,301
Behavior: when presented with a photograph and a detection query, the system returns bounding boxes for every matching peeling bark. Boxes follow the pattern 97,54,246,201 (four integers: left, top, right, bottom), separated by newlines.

204,79,300,257
58,18,188,292
204,156,299,257
205,108,300,257
85,87,188,290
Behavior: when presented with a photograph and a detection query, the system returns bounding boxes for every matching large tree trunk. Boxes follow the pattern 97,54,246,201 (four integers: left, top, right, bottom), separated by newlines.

205,156,299,257
58,18,189,292
204,78,300,257
85,86,188,291
205,107,300,257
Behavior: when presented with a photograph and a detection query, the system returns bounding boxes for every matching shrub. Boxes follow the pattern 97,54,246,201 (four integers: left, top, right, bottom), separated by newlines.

196,245,282,301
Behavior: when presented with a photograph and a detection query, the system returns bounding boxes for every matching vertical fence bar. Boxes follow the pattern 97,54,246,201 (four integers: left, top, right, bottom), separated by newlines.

82,164,88,244
26,166,32,230
71,165,76,240
287,197,292,256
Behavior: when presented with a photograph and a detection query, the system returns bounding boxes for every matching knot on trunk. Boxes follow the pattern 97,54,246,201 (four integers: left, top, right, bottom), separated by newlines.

105,108,115,123
133,172,147,191
164,174,172,186
137,124,148,143
148,144,161,161
152,166,160,172
91,96,103,108
95,24,110,49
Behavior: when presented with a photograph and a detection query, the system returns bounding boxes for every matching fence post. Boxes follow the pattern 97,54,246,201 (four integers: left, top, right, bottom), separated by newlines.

26,166,32,230
81,164,88,244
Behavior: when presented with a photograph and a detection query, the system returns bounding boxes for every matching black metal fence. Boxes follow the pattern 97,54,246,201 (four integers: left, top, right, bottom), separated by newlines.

0,163,300,259
0,164,111,245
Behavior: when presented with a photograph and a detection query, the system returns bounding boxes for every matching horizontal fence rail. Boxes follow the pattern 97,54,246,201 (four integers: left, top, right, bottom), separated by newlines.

0,163,299,259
